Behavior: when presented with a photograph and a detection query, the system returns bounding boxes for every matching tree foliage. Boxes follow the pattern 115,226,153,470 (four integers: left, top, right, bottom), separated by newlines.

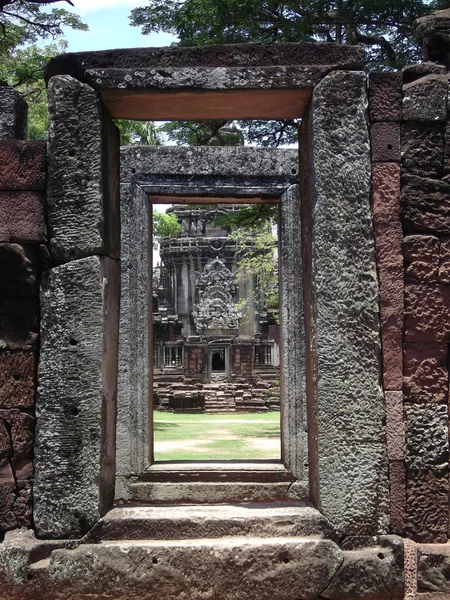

0,0,87,52
130,0,448,147
0,41,68,139
116,119,162,146
153,210,182,245
131,0,448,70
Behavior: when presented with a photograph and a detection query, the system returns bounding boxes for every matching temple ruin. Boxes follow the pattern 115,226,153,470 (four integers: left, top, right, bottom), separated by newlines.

2,7,450,599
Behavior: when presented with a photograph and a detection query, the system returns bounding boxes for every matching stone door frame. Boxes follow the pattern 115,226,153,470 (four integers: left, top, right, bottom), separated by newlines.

34,48,387,539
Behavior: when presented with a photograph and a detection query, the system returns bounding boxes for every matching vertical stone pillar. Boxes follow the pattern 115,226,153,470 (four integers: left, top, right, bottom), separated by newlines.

279,184,307,482
302,71,388,535
0,87,28,140
34,75,120,538
115,183,150,500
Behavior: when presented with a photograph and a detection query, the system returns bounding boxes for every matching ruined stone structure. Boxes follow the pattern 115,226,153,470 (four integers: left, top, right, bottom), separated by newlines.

151,200,281,413
2,8,450,599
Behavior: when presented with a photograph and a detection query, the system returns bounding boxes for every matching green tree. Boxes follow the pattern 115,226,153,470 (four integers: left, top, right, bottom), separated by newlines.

153,210,182,246
0,1,87,52
0,41,68,139
130,0,448,147
116,119,162,146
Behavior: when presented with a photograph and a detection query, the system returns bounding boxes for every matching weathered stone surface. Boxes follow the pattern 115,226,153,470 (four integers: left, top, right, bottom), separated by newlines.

0,351,35,409
418,543,450,593
0,141,46,189
406,469,449,542
0,410,34,459
415,9,450,65
0,191,46,243
0,458,16,530
385,391,404,461
322,536,404,599
34,255,119,538
45,42,365,81
403,62,447,83
404,538,418,598
405,403,448,471
402,174,450,233
402,75,448,122
0,88,27,140
47,75,119,263
369,72,402,122
305,71,387,534
438,237,450,283
372,163,403,390
120,145,298,184
86,65,329,92
443,121,450,175
389,460,406,535
401,123,444,178
0,419,11,459
404,343,448,403
86,504,338,542
370,122,400,162
403,235,440,281
381,328,403,391
116,184,149,497
405,283,450,342
46,538,342,600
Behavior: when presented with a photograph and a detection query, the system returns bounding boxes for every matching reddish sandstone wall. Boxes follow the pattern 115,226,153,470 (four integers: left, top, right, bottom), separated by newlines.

371,65,450,543
0,90,47,532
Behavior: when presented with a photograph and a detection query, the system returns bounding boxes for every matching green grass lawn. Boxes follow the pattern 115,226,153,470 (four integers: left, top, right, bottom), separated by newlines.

153,411,281,461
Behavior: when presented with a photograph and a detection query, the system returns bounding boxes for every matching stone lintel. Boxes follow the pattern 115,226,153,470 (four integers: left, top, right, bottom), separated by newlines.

45,42,365,83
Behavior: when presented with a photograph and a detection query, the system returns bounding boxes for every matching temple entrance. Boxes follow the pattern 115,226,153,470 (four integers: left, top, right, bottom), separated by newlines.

211,349,225,372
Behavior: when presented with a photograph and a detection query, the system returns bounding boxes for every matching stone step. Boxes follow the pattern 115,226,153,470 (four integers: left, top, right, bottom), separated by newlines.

126,481,304,504
84,503,337,543
31,537,343,600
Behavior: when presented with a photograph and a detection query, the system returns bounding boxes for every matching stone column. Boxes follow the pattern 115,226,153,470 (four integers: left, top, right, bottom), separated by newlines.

302,71,388,535
34,75,120,538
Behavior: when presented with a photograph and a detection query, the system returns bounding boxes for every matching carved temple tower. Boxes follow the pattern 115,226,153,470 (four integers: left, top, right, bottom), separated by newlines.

152,204,280,412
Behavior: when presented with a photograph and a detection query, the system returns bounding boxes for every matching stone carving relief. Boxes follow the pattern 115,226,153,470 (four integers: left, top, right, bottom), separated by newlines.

192,257,240,331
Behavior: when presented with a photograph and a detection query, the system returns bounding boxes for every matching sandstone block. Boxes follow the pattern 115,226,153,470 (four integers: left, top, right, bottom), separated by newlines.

403,235,440,282
403,62,447,83
403,75,448,122
370,122,400,162
385,391,404,461
47,75,119,263
0,420,11,459
0,88,27,140
405,283,450,342
389,460,406,534
0,191,46,243
12,482,31,528
307,71,387,534
418,543,450,594
415,9,450,64
401,123,444,178
322,536,404,599
443,120,450,175
0,140,46,189
406,469,448,543
0,410,34,459
35,255,119,538
372,163,402,267
369,72,402,122
401,174,450,233
0,351,35,410
404,342,448,403
381,327,403,391
438,237,450,283
405,403,448,471
0,458,16,530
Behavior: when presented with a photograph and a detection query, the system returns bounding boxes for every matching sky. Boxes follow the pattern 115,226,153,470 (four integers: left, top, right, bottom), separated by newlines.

61,0,177,53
